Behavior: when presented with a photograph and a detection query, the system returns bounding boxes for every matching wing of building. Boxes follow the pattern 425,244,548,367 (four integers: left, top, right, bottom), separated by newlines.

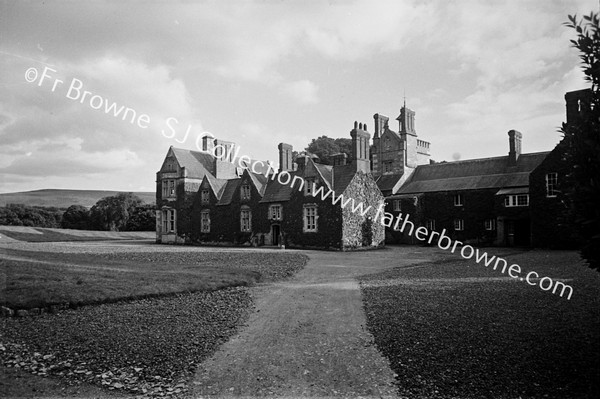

155,89,588,249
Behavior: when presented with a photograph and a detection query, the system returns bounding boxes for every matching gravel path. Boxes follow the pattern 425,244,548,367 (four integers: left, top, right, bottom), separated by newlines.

192,247,443,397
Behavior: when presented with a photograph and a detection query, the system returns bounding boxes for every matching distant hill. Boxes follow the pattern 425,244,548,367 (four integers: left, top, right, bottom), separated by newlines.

0,189,155,208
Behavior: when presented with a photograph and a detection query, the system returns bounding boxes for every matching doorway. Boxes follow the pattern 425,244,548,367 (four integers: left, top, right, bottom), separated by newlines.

271,224,281,246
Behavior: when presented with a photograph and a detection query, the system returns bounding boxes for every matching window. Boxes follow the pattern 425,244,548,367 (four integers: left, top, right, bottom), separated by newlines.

201,189,210,204
162,179,176,198
303,205,318,232
426,219,436,231
454,194,463,206
200,210,210,233
546,173,558,197
162,209,176,233
454,219,464,231
241,184,251,200
505,194,529,207
383,161,393,173
392,200,401,212
384,137,391,150
485,218,496,231
304,177,316,196
240,208,252,232
269,204,282,220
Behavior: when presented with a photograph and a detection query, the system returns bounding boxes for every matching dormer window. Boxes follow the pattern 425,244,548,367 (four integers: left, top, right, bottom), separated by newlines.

201,189,210,205
304,177,316,196
241,184,251,200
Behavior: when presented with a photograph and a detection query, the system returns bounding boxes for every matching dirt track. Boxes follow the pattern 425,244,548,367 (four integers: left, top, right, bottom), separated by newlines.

192,247,441,397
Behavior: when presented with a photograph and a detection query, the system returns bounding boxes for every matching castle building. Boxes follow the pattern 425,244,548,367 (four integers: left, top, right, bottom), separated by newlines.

156,91,584,249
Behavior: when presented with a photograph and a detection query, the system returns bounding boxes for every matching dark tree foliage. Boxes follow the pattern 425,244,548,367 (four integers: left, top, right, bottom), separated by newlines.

0,204,63,228
305,136,352,165
89,192,144,231
61,205,91,230
563,12,600,272
125,204,156,231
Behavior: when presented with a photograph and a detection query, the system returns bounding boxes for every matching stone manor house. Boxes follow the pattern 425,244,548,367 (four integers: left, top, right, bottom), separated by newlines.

156,90,587,250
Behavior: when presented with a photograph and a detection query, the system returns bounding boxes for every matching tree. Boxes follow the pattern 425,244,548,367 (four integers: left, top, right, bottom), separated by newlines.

90,193,143,231
125,204,156,231
62,205,91,230
305,136,352,165
563,12,600,272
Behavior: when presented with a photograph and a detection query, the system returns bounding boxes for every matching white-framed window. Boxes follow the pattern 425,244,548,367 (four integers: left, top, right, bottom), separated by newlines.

269,204,282,220
162,209,176,233
454,194,463,206
454,219,464,231
240,207,252,232
383,161,393,173
505,194,529,207
162,179,176,199
241,184,251,200
201,189,210,205
303,204,318,232
546,173,558,197
392,199,401,212
304,177,316,196
426,219,435,231
200,210,210,233
484,218,496,231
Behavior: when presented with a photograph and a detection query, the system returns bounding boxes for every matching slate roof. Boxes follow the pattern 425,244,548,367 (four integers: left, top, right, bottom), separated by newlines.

259,172,300,203
248,172,269,196
216,179,242,206
171,147,215,178
375,173,404,193
397,152,549,194
204,174,228,200
332,164,358,194
314,163,333,190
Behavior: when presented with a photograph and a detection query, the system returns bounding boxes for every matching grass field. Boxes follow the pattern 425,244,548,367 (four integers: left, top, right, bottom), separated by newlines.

0,189,155,208
0,226,154,243
360,250,600,399
0,247,307,310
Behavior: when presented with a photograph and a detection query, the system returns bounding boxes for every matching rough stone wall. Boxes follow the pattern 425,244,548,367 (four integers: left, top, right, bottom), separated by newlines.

341,171,385,249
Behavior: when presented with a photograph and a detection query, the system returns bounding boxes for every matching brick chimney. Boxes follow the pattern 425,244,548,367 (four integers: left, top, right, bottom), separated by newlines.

332,153,347,166
278,143,293,172
508,130,522,166
350,121,371,173
295,153,309,171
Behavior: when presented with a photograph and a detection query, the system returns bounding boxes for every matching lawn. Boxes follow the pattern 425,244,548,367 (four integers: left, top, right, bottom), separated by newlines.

360,250,600,399
0,226,154,242
0,247,307,309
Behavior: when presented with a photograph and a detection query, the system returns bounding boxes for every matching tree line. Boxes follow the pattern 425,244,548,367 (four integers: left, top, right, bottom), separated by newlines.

0,193,154,231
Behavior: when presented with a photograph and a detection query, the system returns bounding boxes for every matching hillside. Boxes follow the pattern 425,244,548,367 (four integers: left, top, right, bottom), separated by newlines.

0,189,155,208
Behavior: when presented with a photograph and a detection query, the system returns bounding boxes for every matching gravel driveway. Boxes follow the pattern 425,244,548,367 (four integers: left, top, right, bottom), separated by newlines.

192,247,440,398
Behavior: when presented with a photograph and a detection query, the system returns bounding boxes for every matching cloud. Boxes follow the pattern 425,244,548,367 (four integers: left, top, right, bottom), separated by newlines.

282,80,319,104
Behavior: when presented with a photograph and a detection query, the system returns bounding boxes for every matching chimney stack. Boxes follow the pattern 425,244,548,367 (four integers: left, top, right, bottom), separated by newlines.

350,121,371,173
332,153,347,166
373,113,389,139
295,153,309,171
508,130,522,166
278,143,293,172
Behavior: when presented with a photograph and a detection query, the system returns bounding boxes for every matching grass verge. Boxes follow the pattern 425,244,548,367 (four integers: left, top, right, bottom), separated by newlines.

360,250,600,399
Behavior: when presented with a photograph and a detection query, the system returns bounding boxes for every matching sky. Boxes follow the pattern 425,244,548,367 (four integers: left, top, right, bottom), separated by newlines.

0,0,595,194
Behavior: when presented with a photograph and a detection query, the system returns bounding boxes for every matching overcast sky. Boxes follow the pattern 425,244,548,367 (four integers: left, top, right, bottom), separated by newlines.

0,0,595,193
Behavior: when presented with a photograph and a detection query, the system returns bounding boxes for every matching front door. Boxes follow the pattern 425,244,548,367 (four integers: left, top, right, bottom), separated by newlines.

271,224,280,246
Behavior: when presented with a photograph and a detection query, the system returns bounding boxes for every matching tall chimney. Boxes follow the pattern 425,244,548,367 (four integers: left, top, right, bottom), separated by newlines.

350,121,371,173
508,130,522,166
373,113,389,139
278,143,293,172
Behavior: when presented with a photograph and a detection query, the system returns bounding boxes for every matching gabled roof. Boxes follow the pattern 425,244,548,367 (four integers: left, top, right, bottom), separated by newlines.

313,163,333,190
170,147,215,178
203,174,228,200
247,172,269,196
216,179,242,206
259,172,300,203
375,173,404,193
333,164,358,194
397,152,549,194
